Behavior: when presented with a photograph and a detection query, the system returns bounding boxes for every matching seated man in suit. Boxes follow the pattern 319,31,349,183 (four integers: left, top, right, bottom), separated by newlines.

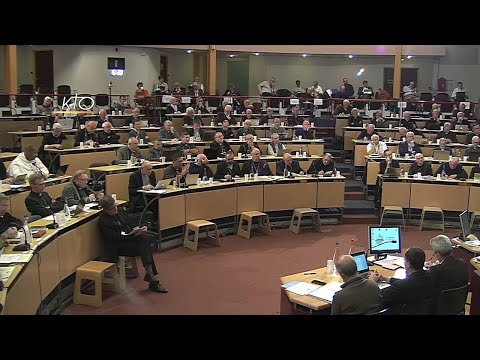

128,161,157,212
40,123,67,171
347,108,363,127
188,120,205,141
128,119,149,143
183,107,197,127
465,136,480,161
369,111,387,128
220,120,235,139
470,157,480,179
425,235,468,314
398,131,422,157
239,134,260,156
210,132,232,158
436,122,457,143
267,133,287,156
276,153,305,177
215,151,241,180
8,144,49,179
425,110,442,130
176,133,199,158
435,157,467,179
98,121,120,145
370,247,434,315
294,120,314,139
433,138,453,155
269,118,287,138
165,97,184,114
147,138,164,161
367,134,388,156
25,173,64,217
357,124,381,141
331,255,383,315
287,106,302,126
237,119,257,137
163,156,190,186
452,111,472,130
0,193,22,247
116,137,143,165
379,149,400,175
194,97,209,114
189,154,213,180
399,111,416,130
0,158,14,184
62,170,103,206
334,99,352,116
467,124,480,145
452,103,472,119
308,153,335,175
216,104,237,125
98,195,167,293
74,120,99,146
408,153,433,176
241,149,272,176
260,107,275,125
158,120,181,141
96,109,109,128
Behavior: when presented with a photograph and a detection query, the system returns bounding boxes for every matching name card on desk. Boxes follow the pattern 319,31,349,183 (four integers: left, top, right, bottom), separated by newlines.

398,102,407,108
181,97,191,104
313,99,323,106
162,95,172,104
223,97,233,104
290,99,299,105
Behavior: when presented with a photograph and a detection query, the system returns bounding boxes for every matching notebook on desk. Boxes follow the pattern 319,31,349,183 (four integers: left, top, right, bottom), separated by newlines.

383,167,401,178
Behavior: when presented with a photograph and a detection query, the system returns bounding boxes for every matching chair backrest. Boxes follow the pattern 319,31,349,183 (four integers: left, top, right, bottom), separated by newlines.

37,87,53,104
16,94,31,107
19,84,34,94
0,94,10,107
434,92,450,102
276,88,292,97
436,283,469,315
57,85,72,108
420,92,433,101
369,101,382,110
95,94,109,107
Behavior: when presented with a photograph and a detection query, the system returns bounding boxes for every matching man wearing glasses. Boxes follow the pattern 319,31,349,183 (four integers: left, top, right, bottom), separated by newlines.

98,195,168,293
25,173,65,217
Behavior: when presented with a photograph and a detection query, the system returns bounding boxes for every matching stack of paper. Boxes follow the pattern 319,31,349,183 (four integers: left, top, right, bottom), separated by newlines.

0,253,33,264
465,240,480,247
0,266,15,281
308,281,343,303
284,281,321,296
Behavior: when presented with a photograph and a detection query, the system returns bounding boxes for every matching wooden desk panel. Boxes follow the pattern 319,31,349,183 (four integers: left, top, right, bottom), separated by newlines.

285,144,324,156
185,187,236,221
57,217,101,279
468,186,480,212
60,150,117,175
4,260,41,315
153,168,165,181
354,144,368,166
264,182,317,211
410,182,470,211
105,172,132,200
381,181,411,208
317,181,345,208
159,194,186,230
237,184,264,213
2,120,44,147
38,239,61,300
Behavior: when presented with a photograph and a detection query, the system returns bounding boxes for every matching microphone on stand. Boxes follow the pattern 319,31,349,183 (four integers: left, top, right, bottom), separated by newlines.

11,222,31,252
311,160,319,177
31,161,45,177
45,207,59,229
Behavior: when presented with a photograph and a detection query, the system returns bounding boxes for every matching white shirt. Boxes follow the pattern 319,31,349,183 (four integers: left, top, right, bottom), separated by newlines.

294,86,305,94
8,153,49,178
258,80,273,94
267,142,286,156
403,85,417,97
367,141,388,156
451,87,467,99
313,85,323,96
190,82,204,91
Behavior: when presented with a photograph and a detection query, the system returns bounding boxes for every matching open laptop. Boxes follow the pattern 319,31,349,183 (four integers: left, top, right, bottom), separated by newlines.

455,124,469,131
433,150,450,161
49,164,69,178
455,92,467,102
350,251,371,278
186,174,199,186
154,178,173,190
383,167,401,178
72,200,86,216
139,120,149,128
61,138,75,149
57,118,75,130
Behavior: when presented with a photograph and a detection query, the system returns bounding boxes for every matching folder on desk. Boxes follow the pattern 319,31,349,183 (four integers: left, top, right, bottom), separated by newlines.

308,281,343,303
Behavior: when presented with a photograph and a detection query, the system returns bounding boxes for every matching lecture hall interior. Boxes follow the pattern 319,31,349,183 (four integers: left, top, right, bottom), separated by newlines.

0,44,479,315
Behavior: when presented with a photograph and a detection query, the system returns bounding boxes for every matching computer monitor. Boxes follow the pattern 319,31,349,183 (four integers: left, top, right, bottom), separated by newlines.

368,226,402,260
459,210,471,240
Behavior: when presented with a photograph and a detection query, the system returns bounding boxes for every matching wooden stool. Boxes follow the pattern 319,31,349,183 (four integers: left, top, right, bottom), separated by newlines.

419,206,444,232
470,211,480,231
289,208,321,234
183,220,221,251
237,211,271,239
117,256,139,290
73,261,121,307
380,206,406,230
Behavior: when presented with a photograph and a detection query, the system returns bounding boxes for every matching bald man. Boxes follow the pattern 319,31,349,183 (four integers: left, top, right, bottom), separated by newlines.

331,255,383,315
241,149,272,176
434,157,467,179
276,153,305,177
188,154,214,179
128,161,157,212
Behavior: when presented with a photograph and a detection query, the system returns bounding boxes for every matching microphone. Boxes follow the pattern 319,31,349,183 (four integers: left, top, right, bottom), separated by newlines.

311,160,319,177
45,207,59,229
10,222,31,252
31,161,45,177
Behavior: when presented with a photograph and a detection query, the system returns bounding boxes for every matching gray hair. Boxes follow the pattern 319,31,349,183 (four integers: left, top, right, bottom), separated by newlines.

99,195,115,210
52,123,63,130
28,173,44,185
472,136,479,143
430,235,452,256
371,134,379,141
72,170,88,181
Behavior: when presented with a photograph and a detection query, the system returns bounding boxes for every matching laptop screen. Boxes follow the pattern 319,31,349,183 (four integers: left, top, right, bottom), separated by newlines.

351,251,369,274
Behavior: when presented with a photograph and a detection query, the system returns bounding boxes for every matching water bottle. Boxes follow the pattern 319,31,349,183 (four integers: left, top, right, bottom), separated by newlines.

348,239,355,255
23,217,33,244
64,198,71,217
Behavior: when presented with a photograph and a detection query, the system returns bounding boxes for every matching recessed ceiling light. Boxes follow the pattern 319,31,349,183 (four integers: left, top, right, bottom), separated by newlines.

229,54,235,58
302,54,308,57
406,55,413,59
254,52,260,56
401,58,405,61
348,55,354,59
187,50,192,54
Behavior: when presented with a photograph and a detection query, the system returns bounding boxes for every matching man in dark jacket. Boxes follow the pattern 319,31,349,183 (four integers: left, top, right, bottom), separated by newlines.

25,173,64,217
98,195,167,293
128,161,157,212
276,153,305,177
215,151,241,180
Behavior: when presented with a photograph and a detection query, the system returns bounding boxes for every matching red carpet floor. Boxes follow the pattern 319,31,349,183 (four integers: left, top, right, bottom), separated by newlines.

62,224,459,315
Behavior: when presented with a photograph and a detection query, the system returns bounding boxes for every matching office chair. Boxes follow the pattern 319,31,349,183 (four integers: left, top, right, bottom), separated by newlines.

420,92,433,112
0,94,11,116
95,94,109,107
436,283,469,315
56,85,72,108
36,87,53,105
434,92,453,112
353,100,366,110
19,84,34,94
17,84,34,108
